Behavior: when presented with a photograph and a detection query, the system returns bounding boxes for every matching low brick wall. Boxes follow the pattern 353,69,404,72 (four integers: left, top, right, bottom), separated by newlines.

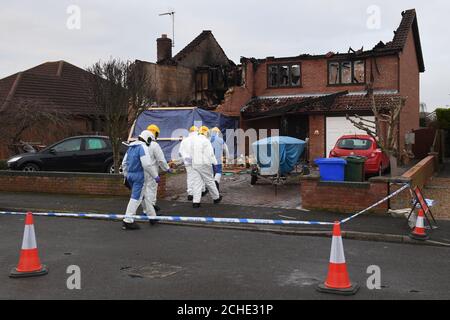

0,170,166,198
401,155,435,189
389,154,437,210
300,174,389,214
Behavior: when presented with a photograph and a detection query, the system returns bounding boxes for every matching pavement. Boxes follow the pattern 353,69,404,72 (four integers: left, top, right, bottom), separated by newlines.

165,170,302,209
1,215,449,300
1,191,450,246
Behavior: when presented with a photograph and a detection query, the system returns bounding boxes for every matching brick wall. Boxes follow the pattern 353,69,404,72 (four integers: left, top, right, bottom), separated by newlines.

142,62,194,106
386,155,436,210
402,155,435,189
0,171,166,198
252,55,399,98
399,27,420,153
300,174,389,214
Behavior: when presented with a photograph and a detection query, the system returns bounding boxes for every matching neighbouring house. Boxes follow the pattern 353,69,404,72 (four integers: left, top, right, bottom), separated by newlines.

0,61,101,159
217,9,425,162
137,30,241,108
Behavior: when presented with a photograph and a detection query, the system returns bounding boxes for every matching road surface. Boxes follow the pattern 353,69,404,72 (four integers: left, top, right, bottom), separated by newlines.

0,215,449,299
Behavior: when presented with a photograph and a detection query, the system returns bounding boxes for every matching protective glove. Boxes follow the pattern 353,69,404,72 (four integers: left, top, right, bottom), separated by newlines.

155,176,161,184
166,168,173,174
183,157,192,166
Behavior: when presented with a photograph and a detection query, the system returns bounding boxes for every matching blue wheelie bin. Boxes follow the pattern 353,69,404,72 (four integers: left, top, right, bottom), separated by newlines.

314,158,347,181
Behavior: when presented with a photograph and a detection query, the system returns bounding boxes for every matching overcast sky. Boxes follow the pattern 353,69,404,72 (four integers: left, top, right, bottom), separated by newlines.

1,0,449,110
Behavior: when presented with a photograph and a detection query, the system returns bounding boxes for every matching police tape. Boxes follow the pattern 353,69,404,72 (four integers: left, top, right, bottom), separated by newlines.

0,183,409,226
339,183,410,224
0,211,335,226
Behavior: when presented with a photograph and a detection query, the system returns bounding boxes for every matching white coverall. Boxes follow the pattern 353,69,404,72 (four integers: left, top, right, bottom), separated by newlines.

142,135,170,215
122,141,158,223
179,131,205,196
190,134,220,204
179,131,196,196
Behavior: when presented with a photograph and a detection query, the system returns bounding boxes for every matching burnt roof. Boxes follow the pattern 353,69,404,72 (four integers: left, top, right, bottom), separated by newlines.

0,61,99,116
241,92,402,118
159,30,232,66
242,9,424,72
375,9,424,72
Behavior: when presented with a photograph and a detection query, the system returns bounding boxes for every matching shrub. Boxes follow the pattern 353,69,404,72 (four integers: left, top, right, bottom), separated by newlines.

436,108,450,129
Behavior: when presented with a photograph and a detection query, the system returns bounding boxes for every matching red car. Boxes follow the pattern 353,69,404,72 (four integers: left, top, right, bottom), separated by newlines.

329,135,390,175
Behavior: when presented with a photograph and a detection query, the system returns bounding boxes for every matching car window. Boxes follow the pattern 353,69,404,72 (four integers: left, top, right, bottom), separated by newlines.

53,138,82,152
337,138,372,150
86,138,107,150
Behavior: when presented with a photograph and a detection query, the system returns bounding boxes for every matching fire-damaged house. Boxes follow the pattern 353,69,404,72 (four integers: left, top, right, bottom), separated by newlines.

217,9,425,162
137,30,241,108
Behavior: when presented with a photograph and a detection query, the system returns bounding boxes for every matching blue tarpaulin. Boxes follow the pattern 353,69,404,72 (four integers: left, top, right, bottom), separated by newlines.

252,136,306,175
133,108,238,161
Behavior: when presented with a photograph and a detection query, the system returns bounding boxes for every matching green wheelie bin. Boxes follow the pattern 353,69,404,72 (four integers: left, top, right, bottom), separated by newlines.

344,156,366,182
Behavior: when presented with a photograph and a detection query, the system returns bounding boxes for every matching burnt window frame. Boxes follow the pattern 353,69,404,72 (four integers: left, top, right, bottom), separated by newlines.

327,59,366,86
267,63,302,88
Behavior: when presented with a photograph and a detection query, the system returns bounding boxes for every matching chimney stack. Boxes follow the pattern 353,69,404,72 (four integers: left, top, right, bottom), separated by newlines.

157,34,172,63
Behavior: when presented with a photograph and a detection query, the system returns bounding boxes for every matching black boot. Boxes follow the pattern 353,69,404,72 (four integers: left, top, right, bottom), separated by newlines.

213,195,223,204
215,181,220,192
187,195,193,201
149,217,158,226
193,203,201,208
122,221,140,230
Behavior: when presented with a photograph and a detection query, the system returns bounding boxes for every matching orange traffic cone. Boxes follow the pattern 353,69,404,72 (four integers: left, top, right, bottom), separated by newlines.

10,212,48,278
409,209,429,240
317,222,359,295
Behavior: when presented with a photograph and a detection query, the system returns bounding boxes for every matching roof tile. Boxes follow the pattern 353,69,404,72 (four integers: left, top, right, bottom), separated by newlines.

0,61,99,115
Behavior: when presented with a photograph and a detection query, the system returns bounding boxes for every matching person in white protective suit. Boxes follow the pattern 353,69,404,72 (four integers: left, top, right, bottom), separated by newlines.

178,125,199,201
210,127,230,192
179,126,207,200
121,130,160,230
143,124,172,222
190,126,222,208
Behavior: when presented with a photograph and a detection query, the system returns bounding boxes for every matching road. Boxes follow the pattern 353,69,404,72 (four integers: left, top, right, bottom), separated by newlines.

0,215,449,299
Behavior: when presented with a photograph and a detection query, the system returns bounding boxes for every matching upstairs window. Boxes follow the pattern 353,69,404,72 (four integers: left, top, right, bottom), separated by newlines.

328,60,365,85
268,63,301,88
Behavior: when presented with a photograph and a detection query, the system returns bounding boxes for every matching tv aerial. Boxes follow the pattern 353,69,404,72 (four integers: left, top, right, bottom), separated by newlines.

159,10,175,47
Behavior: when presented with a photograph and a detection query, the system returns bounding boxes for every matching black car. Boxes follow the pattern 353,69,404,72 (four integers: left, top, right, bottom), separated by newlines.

6,135,126,173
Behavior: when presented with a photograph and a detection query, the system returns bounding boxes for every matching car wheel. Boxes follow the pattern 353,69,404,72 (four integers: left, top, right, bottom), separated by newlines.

21,163,40,172
107,162,123,174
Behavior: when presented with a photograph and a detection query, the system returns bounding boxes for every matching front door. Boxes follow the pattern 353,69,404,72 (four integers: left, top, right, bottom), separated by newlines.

281,115,309,140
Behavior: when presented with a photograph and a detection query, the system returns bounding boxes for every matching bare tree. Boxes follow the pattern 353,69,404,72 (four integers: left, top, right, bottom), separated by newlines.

87,59,154,173
126,60,155,127
0,97,69,155
346,82,406,176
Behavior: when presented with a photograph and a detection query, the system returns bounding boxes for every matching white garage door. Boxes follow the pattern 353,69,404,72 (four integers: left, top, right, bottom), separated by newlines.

326,116,374,157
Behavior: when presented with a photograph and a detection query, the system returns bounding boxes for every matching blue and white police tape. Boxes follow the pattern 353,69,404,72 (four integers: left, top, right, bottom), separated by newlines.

0,211,335,226
339,183,410,224
0,183,410,226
